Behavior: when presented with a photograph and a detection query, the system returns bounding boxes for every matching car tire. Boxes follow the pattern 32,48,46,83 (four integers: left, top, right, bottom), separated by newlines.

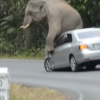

69,56,80,72
44,58,54,72
86,64,96,70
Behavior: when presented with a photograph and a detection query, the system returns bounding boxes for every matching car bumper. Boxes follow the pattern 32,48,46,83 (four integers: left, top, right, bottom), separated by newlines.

76,50,100,64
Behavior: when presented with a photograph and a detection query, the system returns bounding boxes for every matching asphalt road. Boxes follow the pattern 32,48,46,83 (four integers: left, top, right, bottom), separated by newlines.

0,59,100,100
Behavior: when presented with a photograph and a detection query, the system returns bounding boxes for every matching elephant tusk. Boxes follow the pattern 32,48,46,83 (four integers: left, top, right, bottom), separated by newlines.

20,24,30,29
20,25,24,28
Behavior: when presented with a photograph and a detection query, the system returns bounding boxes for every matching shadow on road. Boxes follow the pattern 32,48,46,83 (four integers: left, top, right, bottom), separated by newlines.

53,66,100,73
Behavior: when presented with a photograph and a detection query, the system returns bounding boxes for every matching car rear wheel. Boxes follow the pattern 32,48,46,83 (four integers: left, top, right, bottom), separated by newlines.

44,58,54,72
86,64,96,70
70,56,80,72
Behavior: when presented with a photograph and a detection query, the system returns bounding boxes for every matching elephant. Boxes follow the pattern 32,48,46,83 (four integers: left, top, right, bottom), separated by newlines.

20,0,83,53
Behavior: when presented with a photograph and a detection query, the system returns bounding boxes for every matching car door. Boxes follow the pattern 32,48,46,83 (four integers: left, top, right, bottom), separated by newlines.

62,34,73,66
56,33,73,67
51,35,65,68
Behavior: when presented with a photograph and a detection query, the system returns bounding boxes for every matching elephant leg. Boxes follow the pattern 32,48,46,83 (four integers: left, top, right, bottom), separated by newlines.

45,50,52,58
46,19,61,53
46,34,55,52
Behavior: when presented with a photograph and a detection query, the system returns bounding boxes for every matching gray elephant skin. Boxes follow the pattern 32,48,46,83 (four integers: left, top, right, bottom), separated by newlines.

20,0,83,53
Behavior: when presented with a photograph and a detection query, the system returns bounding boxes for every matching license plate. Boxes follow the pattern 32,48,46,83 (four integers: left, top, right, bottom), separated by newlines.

94,43,100,50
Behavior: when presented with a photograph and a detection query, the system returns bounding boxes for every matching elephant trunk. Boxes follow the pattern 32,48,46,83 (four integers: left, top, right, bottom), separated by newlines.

23,28,31,49
20,17,33,49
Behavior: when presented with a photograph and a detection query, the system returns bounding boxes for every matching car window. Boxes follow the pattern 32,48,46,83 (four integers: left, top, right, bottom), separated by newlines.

64,34,72,43
54,35,65,47
77,30,100,39
54,33,72,47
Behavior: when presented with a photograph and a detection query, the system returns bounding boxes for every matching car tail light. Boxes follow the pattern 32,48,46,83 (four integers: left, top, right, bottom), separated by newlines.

79,44,88,50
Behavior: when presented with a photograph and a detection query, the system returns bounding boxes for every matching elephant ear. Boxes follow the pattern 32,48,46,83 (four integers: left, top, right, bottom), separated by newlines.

39,1,47,18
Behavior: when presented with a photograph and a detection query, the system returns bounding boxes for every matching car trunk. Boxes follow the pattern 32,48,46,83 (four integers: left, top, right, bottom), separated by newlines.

80,37,100,51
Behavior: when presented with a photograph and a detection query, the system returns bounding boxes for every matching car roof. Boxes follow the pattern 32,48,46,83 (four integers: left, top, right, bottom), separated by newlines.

64,27,100,35
54,27,100,42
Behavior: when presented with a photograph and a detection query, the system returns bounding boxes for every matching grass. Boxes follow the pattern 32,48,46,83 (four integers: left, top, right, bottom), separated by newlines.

10,83,69,100
0,54,45,59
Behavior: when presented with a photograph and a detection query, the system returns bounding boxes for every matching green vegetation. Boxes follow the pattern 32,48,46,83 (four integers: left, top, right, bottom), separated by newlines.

0,54,45,59
0,0,100,58
10,83,69,100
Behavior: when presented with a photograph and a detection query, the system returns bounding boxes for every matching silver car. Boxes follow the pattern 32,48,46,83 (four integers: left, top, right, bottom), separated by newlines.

44,28,100,72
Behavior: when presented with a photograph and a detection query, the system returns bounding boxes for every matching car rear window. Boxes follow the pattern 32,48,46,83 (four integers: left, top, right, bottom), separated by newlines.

77,30,100,39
